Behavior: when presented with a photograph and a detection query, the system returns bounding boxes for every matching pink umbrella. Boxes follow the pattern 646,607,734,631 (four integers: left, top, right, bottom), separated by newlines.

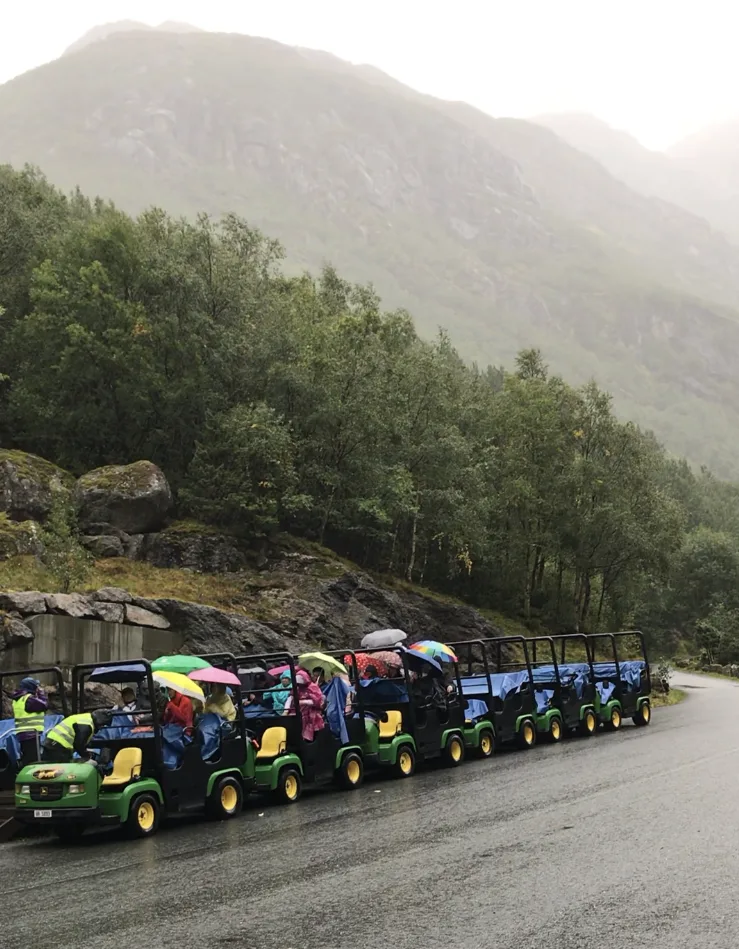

267,664,310,680
188,667,241,687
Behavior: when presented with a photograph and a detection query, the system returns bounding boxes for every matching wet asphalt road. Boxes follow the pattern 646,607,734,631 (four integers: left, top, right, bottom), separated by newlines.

4,672,739,949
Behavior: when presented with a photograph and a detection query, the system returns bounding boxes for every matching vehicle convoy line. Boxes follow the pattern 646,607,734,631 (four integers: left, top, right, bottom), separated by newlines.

4,631,655,842
4,672,739,949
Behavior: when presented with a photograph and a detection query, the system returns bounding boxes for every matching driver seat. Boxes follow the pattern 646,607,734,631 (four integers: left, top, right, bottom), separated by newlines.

378,710,402,740
102,747,142,788
256,727,287,759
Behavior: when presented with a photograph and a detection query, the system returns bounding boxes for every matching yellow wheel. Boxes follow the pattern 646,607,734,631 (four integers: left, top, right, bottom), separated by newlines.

518,720,536,749
444,734,465,767
207,776,243,819
580,709,597,736
633,701,651,727
605,706,622,731
478,729,494,759
138,802,155,830
393,745,416,778
337,752,364,789
126,793,160,838
550,718,563,742
277,767,302,804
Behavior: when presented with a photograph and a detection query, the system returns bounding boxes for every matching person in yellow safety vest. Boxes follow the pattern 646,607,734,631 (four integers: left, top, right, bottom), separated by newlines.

12,677,48,766
42,709,113,763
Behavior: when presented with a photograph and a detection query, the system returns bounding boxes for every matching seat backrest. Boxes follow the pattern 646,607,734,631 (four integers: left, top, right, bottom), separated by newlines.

102,746,143,787
256,726,287,759
378,710,402,739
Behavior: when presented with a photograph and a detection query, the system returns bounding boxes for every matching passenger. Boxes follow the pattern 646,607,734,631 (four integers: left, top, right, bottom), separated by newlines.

266,673,292,714
312,667,326,687
362,664,379,681
12,677,48,766
162,688,194,732
42,709,113,763
135,682,167,725
284,671,325,741
204,683,237,722
118,687,137,713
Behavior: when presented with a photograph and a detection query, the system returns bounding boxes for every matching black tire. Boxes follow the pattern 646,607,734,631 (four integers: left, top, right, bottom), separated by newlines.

604,705,623,732
392,744,416,779
549,717,563,743
207,775,243,820
276,766,302,804
443,733,465,767
55,824,85,843
633,700,651,727
517,719,537,750
579,708,597,737
125,793,160,839
477,728,495,759
337,752,364,790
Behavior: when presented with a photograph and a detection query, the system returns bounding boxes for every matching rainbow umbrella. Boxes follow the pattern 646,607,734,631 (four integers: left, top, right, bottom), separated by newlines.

409,640,458,663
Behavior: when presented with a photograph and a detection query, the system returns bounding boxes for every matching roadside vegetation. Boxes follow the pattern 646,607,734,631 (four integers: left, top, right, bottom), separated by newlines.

2,165,739,655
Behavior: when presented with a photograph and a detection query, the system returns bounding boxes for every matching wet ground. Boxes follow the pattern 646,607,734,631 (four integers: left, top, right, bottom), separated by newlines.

4,672,739,948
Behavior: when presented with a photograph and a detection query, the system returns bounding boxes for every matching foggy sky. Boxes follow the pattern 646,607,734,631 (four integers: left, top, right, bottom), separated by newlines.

2,0,736,150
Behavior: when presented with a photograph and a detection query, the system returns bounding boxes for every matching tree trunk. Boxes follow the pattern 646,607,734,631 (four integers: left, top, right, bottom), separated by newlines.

580,572,592,629
319,485,336,546
388,524,399,573
555,558,564,622
406,511,418,582
523,546,532,621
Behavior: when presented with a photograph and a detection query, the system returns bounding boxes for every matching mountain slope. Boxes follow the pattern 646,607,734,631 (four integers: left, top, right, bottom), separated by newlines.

669,120,739,202
3,29,739,473
531,112,739,240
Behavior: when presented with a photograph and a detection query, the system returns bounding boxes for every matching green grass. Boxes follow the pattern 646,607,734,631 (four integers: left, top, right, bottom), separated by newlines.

652,688,687,707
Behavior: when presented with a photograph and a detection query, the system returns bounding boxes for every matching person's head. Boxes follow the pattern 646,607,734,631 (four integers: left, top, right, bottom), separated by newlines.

210,683,226,697
295,671,310,688
312,667,325,683
92,709,113,730
364,665,378,680
19,677,40,694
167,688,176,700
120,687,136,706
280,673,291,688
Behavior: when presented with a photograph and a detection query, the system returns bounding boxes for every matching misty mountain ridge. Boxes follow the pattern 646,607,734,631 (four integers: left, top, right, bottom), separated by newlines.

4,26,739,475
62,19,204,57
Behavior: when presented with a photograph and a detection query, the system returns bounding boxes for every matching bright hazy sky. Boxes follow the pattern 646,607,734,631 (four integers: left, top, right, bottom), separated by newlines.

2,1,736,149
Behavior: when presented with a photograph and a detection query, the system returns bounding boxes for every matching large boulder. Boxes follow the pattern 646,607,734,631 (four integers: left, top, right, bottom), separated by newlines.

75,461,173,534
0,611,34,651
0,515,43,561
140,522,245,573
0,449,73,522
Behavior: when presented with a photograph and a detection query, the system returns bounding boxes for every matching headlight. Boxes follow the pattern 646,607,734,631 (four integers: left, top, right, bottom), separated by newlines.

16,784,30,795
67,784,85,795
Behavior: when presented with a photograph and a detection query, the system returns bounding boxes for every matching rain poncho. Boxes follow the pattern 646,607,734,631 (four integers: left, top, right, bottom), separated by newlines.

163,692,194,730
266,677,292,714
204,690,237,722
285,673,326,741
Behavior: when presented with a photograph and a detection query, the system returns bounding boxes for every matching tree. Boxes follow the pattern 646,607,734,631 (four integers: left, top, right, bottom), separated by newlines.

39,495,91,593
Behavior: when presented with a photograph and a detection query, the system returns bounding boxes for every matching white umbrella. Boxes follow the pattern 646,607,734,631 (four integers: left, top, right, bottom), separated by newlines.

361,628,408,649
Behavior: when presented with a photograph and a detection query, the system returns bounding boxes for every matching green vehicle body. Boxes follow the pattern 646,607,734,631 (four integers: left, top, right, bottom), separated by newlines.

15,656,257,837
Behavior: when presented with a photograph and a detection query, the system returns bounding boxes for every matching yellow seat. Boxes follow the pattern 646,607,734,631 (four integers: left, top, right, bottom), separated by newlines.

256,727,287,759
378,710,403,740
102,747,142,788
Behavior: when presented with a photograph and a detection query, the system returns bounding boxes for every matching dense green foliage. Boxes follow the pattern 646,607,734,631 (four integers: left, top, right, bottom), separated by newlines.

2,165,739,656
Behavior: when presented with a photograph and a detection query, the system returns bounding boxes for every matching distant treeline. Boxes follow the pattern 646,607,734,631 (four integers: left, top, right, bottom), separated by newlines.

2,164,739,660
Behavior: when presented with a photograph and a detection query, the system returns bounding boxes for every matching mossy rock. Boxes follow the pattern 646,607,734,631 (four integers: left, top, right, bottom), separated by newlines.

0,449,73,522
0,514,43,560
75,460,173,534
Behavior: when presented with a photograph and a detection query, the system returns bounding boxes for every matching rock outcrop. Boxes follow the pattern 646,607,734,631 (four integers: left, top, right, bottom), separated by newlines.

140,523,245,572
75,461,173,534
0,450,73,523
0,516,43,561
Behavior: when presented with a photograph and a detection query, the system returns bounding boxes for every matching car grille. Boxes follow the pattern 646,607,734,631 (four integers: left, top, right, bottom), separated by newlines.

29,784,64,802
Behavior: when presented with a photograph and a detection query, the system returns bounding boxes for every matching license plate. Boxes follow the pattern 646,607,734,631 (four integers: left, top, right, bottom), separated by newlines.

33,810,52,818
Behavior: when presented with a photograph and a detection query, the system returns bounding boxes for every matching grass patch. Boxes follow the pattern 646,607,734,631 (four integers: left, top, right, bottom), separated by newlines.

652,688,687,707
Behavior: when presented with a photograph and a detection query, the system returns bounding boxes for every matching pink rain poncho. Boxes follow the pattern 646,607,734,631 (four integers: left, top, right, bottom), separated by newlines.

285,672,326,741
